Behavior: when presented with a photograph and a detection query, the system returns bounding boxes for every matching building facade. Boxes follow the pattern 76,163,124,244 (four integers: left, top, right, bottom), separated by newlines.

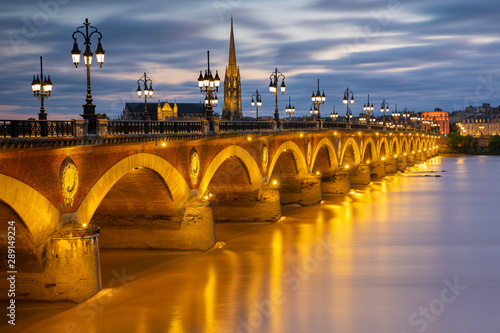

222,18,242,120
421,111,449,135
122,100,205,120
460,114,500,136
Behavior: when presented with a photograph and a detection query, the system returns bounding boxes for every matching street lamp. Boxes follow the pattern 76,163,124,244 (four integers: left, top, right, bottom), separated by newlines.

330,105,338,122
402,107,410,131
285,96,295,120
380,99,389,130
250,90,262,120
363,94,374,130
136,72,153,120
31,56,52,120
71,18,105,121
392,105,401,132
343,87,354,129
410,112,418,131
311,79,325,121
198,50,220,131
269,68,286,124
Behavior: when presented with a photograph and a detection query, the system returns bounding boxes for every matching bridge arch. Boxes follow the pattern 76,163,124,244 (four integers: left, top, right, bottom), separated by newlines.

268,141,308,179
310,138,338,171
401,137,409,154
362,137,378,162
0,174,60,251
77,153,190,226
340,137,361,166
198,145,263,196
390,136,400,156
378,137,390,158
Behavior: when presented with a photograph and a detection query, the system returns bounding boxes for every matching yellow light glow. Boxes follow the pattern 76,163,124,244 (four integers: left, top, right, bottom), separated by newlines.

366,160,370,164
344,165,349,169
394,155,397,158
82,223,87,228
404,153,407,156
161,142,166,147
389,133,392,136
272,180,278,185
412,151,415,154
204,196,209,200
382,157,385,161
299,133,304,137
316,171,320,175
247,137,252,141
358,132,361,135
334,132,337,135
284,149,287,152
376,132,379,136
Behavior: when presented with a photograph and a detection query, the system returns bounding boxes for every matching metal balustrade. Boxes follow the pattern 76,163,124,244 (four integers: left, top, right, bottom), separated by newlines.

0,120,74,138
281,121,318,130
218,121,274,132
107,120,205,135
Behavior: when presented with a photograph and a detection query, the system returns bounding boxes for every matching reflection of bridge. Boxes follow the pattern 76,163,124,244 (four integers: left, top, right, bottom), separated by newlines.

0,119,439,302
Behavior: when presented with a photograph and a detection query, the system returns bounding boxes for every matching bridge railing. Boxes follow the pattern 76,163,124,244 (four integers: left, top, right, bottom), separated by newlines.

218,121,275,132
322,122,347,130
0,120,74,138
107,120,205,135
281,121,318,131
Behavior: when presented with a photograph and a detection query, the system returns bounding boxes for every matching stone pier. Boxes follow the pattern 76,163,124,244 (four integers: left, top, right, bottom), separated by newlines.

321,168,351,194
385,157,398,173
280,174,322,206
16,224,101,302
370,160,386,180
397,156,407,172
350,163,371,185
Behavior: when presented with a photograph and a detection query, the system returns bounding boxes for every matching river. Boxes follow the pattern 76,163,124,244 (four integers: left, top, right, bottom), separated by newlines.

9,156,500,333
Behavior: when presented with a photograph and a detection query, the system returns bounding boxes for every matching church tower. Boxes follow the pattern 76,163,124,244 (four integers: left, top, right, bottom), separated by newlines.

223,17,242,120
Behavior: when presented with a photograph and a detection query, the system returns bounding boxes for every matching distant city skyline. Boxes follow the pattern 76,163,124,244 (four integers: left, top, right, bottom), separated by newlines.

1,0,499,119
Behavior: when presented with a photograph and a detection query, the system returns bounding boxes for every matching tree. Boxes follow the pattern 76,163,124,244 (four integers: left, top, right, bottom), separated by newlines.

487,135,500,154
446,134,479,154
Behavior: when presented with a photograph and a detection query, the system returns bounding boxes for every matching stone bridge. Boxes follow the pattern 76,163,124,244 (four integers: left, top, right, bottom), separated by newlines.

0,128,438,302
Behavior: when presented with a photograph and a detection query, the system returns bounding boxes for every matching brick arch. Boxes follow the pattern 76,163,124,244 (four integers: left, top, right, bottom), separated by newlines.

340,137,361,165
268,141,308,179
77,153,190,227
378,137,390,158
362,137,378,162
408,137,415,153
198,145,263,197
0,174,61,255
390,136,400,155
401,137,409,154
310,137,338,170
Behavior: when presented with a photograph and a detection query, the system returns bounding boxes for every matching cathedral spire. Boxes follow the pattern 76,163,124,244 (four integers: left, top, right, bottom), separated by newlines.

223,15,242,120
228,15,237,75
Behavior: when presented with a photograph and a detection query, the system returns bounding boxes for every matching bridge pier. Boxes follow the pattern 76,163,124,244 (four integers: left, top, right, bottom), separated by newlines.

15,224,101,302
321,168,351,194
213,183,281,222
426,150,432,158
407,153,415,166
397,156,407,172
370,160,386,180
385,157,398,173
280,173,322,206
350,163,371,185
98,197,215,251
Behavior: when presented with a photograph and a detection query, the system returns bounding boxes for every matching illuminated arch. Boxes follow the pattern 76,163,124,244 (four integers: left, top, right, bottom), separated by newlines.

0,175,60,252
268,141,308,179
310,137,338,169
340,137,361,165
378,137,390,158
362,137,378,162
401,137,409,154
198,145,263,196
77,153,190,226
390,136,400,155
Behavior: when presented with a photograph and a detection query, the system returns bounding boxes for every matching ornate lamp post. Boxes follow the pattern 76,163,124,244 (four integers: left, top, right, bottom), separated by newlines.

410,112,418,132
392,105,401,132
285,96,295,120
330,105,338,122
136,72,153,120
343,87,354,129
311,79,325,121
251,90,262,120
197,50,220,131
380,99,389,130
71,18,105,121
363,94,374,130
402,107,410,131
269,68,286,124
31,56,52,120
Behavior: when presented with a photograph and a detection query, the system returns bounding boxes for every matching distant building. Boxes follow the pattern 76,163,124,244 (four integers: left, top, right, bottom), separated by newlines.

222,17,242,120
421,111,449,135
122,100,205,120
460,114,500,136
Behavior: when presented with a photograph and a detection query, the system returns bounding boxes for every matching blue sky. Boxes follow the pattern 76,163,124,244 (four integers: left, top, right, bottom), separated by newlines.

1,0,499,120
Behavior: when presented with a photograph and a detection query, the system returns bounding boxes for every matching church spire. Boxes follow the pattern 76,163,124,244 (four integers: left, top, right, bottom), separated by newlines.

228,15,237,75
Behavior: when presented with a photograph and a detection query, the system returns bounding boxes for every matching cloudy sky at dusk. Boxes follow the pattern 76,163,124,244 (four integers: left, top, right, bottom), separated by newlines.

1,0,499,120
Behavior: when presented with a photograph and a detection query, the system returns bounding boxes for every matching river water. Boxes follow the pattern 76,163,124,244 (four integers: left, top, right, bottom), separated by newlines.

10,156,500,333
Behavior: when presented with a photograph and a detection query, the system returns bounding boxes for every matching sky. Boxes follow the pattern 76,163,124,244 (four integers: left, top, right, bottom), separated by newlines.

0,0,499,120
